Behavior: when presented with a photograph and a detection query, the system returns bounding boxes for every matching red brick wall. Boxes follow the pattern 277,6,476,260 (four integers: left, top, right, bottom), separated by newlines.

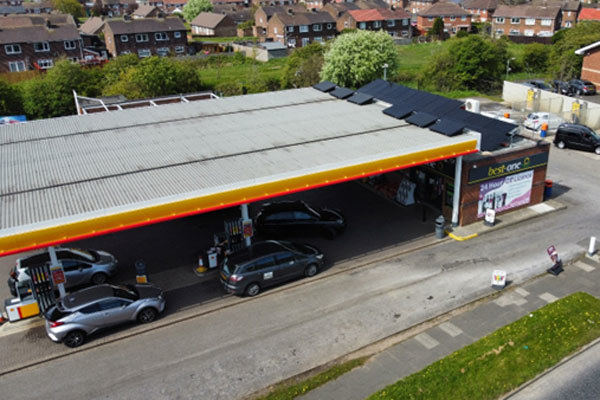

417,15,471,34
581,47,600,88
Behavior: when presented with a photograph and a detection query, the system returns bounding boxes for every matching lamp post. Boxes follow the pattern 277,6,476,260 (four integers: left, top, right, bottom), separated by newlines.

383,63,389,81
505,57,515,80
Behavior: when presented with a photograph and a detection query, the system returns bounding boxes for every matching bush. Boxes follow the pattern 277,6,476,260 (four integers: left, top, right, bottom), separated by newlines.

520,43,549,74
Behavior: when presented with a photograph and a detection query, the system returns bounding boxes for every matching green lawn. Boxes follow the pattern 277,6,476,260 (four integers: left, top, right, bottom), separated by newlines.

197,57,287,89
368,292,600,400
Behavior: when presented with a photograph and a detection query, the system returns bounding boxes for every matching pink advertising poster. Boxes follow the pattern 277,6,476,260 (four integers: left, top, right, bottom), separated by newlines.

477,170,533,218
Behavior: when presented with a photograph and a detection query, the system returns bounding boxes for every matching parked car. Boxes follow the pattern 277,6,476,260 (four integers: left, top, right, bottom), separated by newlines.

554,123,600,155
9,248,117,296
551,80,574,96
524,80,552,91
523,112,564,131
254,201,346,239
568,79,597,96
219,240,324,297
44,283,165,348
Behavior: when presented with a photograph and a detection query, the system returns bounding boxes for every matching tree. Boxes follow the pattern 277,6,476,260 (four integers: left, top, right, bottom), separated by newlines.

429,17,444,39
91,0,103,16
52,0,84,19
101,53,140,87
421,35,508,92
281,43,325,89
321,30,399,88
183,0,212,22
520,43,549,74
0,79,23,116
548,21,600,80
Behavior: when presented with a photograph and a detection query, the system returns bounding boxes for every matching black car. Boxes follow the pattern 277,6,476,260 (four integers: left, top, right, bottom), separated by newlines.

525,80,551,91
568,79,596,96
554,123,600,155
551,80,574,96
254,201,346,239
219,240,324,296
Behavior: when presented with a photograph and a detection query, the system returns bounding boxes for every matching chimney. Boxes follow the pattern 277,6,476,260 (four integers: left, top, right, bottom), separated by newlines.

286,8,294,15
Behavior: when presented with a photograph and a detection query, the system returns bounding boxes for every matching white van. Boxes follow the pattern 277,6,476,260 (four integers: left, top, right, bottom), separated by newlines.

523,112,564,131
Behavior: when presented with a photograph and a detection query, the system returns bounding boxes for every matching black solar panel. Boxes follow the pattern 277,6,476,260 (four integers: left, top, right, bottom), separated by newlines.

347,92,373,105
330,87,354,99
406,112,438,127
383,104,414,119
313,81,336,92
430,119,465,136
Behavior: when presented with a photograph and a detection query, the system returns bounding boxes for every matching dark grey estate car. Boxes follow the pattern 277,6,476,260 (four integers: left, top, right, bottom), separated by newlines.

219,240,324,296
554,123,600,155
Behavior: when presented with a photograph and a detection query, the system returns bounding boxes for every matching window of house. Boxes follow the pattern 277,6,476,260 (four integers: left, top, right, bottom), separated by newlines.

274,27,278,34
174,31,181,38
156,47,169,56
450,16,455,21
313,24,322,31
121,50,131,54
402,18,408,26
155,32,168,41
541,19,552,26
175,45,185,53
37,59,53,69
567,11,571,16
524,29,534,36
495,28,504,35
68,57,79,62
120,35,128,42
387,19,395,27
461,15,467,21
509,29,520,35
428,17,433,22
135,33,149,42
525,18,535,25
8,60,25,72
565,21,572,27
287,26,294,32
299,25,309,32
344,21,349,28
373,20,382,28
314,36,323,42
288,38,296,46
138,49,151,57
510,17,520,24
5,44,21,54
301,37,310,46
359,22,366,29
495,17,504,23
64,40,77,50
259,17,263,23
327,23,332,29
34,42,50,52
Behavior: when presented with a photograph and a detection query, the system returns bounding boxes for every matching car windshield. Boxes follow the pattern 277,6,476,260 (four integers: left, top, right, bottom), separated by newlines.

590,130,600,140
113,285,139,301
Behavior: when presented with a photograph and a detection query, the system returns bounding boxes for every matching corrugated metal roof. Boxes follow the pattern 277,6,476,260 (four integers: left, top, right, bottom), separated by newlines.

0,87,478,255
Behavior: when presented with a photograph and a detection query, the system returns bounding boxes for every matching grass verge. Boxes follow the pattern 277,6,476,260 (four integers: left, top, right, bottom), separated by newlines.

368,292,600,400
255,356,368,400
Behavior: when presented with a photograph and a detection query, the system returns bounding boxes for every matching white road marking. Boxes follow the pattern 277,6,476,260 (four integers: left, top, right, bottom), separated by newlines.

414,333,439,349
573,261,596,272
438,322,463,337
515,288,530,297
529,203,555,214
539,292,559,303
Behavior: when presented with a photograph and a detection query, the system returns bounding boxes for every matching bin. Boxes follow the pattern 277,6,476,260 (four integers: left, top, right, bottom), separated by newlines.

544,180,553,200
540,122,548,138
435,215,446,239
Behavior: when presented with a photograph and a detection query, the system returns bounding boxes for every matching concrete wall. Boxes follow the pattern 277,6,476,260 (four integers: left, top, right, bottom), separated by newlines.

502,81,600,129
230,43,288,62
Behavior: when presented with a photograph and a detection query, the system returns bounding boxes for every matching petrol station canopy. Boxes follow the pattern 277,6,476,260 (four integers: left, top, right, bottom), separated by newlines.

0,83,483,257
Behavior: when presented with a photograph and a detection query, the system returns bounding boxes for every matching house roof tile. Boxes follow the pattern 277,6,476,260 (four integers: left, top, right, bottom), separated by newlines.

348,8,410,22
462,0,497,10
104,17,186,34
273,10,335,25
79,16,105,35
579,7,600,21
492,4,561,19
191,12,231,28
418,1,471,17
0,24,80,44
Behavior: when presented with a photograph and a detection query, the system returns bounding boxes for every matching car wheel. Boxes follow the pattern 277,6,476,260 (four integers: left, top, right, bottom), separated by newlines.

245,282,260,297
91,272,108,285
595,146,600,155
137,307,158,323
557,141,566,149
63,330,85,348
304,263,318,278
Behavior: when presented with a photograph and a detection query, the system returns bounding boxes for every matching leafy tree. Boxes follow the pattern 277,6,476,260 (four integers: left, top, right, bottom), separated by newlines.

421,35,508,92
455,29,468,38
548,21,600,80
520,43,549,74
91,0,103,16
52,0,84,19
429,17,444,39
101,53,140,87
0,79,23,116
321,30,399,88
183,0,212,22
281,43,325,88
103,57,202,99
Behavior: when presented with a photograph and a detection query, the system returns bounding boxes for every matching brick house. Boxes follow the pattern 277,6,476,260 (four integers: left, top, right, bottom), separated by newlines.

461,0,496,22
531,0,580,28
102,0,137,16
23,1,53,14
160,0,188,14
213,5,252,24
408,0,437,15
251,0,295,7
254,4,306,37
191,12,237,36
103,17,188,58
212,0,247,7
417,2,471,35
267,10,336,47
579,8,600,22
491,5,561,38
575,40,600,88
337,8,412,37
0,14,83,73
133,5,162,18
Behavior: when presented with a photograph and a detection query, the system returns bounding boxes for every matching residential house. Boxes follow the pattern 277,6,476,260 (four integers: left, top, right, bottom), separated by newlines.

300,0,328,10
23,1,53,14
461,0,496,22
408,0,437,15
251,0,295,7
254,4,306,36
103,17,188,57
213,5,253,24
323,1,362,20
212,0,247,7
337,8,412,37
0,14,83,72
491,5,561,38
191,12,237,36
267,10,336,47
417,2,471,35
575,40,600,88
0,0,23,5
161,0,187,14
579,7,600,22
79,16,108,60
0,5,25,14
133,4,162,17
102,0,137,16
531,0,580,28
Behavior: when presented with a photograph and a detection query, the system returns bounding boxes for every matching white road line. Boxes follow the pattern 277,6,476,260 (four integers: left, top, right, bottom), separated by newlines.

438,322,463,337
414,332,439,349
573,261,596,272
529,203,555,214
539,292,559,303
515,288,530,297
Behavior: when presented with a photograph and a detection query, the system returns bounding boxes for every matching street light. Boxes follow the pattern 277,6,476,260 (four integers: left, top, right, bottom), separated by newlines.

383,63,389,81
505,57,515,80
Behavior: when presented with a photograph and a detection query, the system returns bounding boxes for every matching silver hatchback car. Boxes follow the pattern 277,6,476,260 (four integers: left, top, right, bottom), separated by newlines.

44,283,166,348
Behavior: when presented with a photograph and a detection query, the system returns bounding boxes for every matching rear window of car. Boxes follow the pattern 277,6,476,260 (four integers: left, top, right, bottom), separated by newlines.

45,305,71,321
113,286,138,301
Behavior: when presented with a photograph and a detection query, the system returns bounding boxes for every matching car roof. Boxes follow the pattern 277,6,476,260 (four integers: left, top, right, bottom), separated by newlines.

228,241,287,265
261,200,309,211
61,284,114,309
